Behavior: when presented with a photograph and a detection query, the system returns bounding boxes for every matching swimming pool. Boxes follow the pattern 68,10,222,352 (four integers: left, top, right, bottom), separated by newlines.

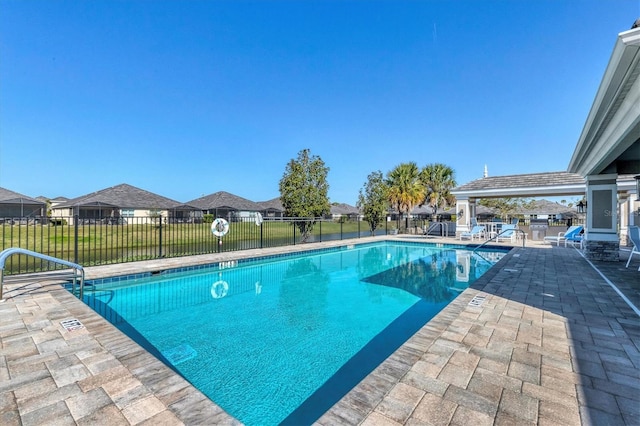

81,241,507,425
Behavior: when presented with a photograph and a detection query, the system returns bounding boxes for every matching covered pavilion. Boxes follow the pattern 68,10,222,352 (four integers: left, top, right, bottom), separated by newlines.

453,22,640,261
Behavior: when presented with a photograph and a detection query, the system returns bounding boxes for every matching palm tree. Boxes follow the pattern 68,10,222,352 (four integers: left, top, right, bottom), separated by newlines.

420,163,457,220
386,162,425,231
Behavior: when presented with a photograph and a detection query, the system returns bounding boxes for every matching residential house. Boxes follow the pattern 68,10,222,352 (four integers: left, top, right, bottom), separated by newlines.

0,187,46,221
329,203,361,221
188,191,264,222
257,197,284,218
51,183,199,225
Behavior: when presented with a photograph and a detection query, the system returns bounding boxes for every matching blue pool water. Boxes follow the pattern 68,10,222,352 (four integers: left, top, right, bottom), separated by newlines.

82,242,507,425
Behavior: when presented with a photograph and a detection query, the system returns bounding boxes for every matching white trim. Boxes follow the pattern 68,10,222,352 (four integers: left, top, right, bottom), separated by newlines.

586,174,618,182
569,26,640,176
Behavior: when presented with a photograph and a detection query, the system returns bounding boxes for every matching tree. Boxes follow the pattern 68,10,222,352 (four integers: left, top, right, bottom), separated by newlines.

279,149,330,242
148,208,163,226
386,162,425,231
357,170,389,235
420,163,457,219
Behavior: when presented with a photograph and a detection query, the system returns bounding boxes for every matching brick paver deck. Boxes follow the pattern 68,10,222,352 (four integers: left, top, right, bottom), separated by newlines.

1,237,638,425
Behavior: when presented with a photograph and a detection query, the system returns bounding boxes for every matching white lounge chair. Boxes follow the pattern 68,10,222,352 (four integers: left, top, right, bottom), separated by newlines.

544,225,583,247
625,226,640,271
460,225,485,241
496,224,517,243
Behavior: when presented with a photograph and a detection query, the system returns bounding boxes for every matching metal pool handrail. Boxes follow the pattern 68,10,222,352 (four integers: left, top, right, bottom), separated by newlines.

0,248,85,302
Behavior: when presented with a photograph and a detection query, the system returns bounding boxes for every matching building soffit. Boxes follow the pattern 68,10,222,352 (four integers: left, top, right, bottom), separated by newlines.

568,26,640,176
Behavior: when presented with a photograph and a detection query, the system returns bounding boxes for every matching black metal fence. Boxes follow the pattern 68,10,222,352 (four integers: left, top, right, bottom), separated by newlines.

0,216,396,275
1,214,585,275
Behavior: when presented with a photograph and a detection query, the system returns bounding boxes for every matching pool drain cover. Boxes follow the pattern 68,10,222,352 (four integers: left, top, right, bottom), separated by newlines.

469,294,486,307
61,318,84,331
162,344,197,365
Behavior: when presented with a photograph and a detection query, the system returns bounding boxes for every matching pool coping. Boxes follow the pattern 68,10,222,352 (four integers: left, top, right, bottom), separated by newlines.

1,236,638,425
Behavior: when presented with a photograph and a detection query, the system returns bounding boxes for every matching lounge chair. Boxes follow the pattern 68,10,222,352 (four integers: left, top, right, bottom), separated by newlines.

564,232,584,248
496,224,517,243
544,225,583,247
459,225,485,241
625,226,640,271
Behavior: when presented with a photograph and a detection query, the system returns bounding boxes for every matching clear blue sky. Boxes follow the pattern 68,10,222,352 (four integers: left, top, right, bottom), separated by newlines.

1,1,638,205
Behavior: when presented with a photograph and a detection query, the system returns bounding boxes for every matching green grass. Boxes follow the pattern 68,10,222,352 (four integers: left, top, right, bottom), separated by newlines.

0,219,383,274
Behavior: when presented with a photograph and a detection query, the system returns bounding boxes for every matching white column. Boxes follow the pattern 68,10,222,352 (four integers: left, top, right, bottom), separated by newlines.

456,198,470,233
584,174,620,261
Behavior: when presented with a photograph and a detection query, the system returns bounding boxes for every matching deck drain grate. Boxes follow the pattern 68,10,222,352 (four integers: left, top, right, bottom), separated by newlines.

61,318,84,331
469,294,486,307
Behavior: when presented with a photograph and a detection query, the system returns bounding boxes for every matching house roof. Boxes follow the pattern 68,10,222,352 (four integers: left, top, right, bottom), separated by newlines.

409,205,455,215
452,171,638,199
55,183,189,210
187,191,264,211
514,199,578,217
451,172,585,194
0,187,46,206
330,203,360,215
36,195,70,203
453,171,586,197
257,197,284,212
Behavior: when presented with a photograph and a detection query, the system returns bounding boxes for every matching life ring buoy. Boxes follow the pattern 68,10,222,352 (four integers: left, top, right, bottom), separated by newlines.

255,212,263,226
211,218,229,237
211,280,229,299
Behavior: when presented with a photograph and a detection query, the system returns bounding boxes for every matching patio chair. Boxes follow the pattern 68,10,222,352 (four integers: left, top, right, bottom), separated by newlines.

625,226,640,271
496,224,517,243
543,225,583,247
459,225,485,241
565,232,584,248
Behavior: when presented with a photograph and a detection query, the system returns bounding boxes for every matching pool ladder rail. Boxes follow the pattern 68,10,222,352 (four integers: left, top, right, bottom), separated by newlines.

424,222,452,238
0,248,85,302
472,228,527,253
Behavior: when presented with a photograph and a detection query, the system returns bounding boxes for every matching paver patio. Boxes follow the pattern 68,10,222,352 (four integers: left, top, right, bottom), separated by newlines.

1,237,638,425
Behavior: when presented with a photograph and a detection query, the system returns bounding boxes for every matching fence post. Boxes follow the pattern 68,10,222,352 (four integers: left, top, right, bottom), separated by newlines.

319,220,322,243
159,218,163,258
74,215,79,264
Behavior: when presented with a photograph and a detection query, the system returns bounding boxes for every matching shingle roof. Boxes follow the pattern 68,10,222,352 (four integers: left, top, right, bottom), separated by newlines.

187,191,264,211
330,203,360,215
409,205,455,215
55,184,186,209
515,199,578,216
257,198,284,212
453,171,586,192
0,187,46,205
